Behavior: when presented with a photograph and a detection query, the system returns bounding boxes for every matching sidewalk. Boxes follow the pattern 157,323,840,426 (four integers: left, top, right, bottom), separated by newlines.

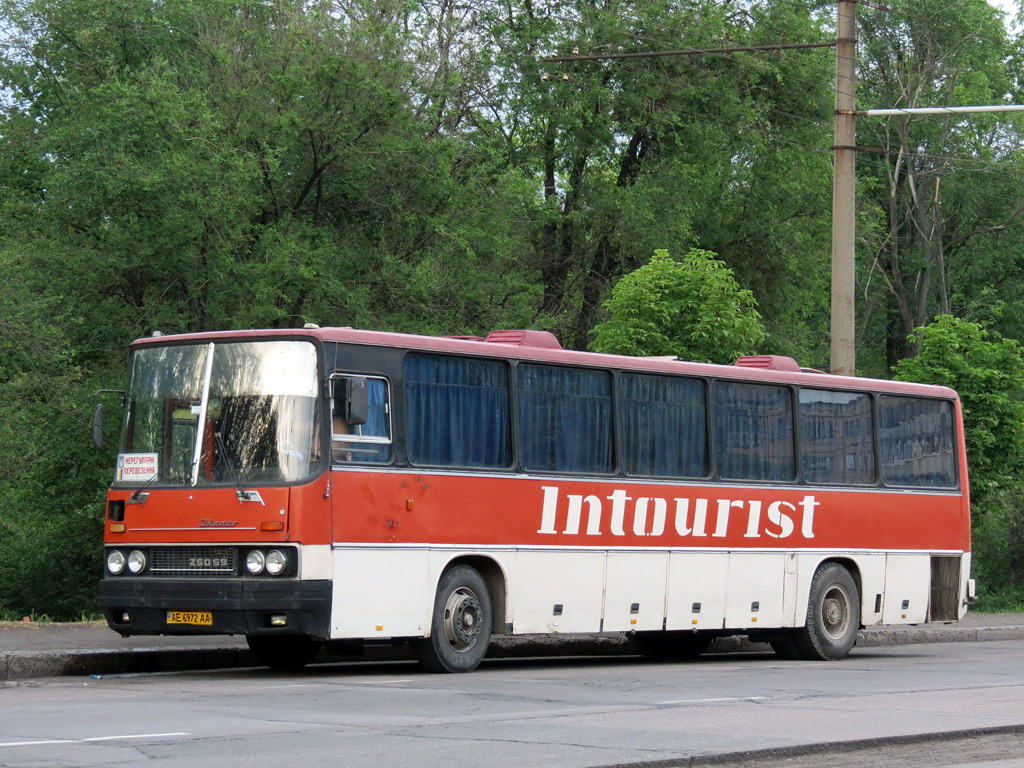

2,612,1023,681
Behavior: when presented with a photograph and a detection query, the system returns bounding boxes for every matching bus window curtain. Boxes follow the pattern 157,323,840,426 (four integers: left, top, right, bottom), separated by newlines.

517,364,612,474
353,380,390,462
798,389,875,484
619,373,707,478
714,382,795,482
404,354,510,468
878,396,956,487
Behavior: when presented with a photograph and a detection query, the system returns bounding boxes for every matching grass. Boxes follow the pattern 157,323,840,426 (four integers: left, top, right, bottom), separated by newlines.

972,590,1024,613
0,610,103,623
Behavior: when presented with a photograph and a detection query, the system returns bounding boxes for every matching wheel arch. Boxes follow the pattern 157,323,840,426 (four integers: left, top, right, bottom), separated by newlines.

800,556,864,629
436,554,508,636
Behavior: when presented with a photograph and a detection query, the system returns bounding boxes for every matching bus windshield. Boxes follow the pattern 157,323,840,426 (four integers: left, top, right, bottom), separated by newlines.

116,339,321,486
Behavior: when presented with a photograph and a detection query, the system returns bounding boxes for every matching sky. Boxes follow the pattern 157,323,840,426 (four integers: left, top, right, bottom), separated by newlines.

992,0,1021,29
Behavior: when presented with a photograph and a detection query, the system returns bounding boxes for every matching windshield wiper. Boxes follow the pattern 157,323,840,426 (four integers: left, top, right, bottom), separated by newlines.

129,472,158,503
214,431,262,504
128,446,189,502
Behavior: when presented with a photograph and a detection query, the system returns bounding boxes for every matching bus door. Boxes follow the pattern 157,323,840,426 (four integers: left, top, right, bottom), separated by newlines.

328,374,394,538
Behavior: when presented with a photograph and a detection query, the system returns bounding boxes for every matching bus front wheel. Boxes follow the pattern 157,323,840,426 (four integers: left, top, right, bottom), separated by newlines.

414,565,492,673
794,562,860,661
246,634,322,671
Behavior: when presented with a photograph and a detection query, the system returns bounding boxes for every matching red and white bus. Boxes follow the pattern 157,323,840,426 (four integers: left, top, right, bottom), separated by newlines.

96,326,973,672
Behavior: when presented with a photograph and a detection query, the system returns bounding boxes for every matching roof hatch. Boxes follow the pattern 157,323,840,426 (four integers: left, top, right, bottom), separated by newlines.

484,330,563,349
734,355,802,372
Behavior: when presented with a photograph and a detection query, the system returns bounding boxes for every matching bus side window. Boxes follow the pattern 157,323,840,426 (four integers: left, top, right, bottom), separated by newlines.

331,376,392,463
878,395,956,488
713,381,796,482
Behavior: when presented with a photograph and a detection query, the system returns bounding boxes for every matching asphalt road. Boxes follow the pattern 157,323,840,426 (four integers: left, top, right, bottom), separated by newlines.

3,611,1024,681
2,634,1024,767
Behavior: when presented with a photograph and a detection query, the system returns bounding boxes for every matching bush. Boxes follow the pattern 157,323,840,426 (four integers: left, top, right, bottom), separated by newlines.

894,315,1024,596
590,248,766,364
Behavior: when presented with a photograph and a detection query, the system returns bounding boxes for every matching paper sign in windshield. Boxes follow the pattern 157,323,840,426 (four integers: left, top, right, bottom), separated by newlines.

117,453,158,482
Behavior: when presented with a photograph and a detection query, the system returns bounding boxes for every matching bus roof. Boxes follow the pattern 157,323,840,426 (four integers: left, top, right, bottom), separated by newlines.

130,326,959,400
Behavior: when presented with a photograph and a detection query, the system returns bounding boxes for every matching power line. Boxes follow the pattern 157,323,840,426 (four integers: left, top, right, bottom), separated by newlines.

538,41,836,63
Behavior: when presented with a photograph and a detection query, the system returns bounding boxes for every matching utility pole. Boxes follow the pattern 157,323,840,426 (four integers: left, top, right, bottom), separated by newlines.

831,0,857,376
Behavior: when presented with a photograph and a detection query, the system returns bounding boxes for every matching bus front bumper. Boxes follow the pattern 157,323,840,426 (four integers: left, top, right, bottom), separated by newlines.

98,578,332,638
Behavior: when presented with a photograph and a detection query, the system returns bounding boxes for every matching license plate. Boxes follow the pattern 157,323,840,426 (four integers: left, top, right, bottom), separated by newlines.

166,610,213,626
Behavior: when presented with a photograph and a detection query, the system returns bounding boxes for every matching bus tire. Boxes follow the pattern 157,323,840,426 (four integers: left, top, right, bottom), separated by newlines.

794,562,860,661
769,632,801,660
414,565,492,673
246,635,322,671
631,631,713,660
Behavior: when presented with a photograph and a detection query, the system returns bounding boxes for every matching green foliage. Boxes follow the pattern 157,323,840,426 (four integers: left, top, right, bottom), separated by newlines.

855,0,1024,374
0,311,107,619
972,584,1024,613
0,0,1022,615
590,249,766,364
971,484,1024,594
467,0,834,351
893,315,1024,502
893,315,1024,594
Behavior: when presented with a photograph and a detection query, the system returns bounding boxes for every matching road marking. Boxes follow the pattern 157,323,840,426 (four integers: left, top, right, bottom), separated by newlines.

0,732,189,748
84,733,190,742
0,740,71,747
659,696,767,705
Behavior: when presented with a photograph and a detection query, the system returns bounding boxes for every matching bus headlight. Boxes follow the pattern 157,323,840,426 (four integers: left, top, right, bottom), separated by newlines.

246,550,265,575
107,550,125,575
265,550,286,576
127,550,147,574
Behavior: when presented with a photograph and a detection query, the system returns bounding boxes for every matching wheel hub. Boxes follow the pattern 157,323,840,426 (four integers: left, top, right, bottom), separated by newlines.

443,587,482,652
822,586,850,638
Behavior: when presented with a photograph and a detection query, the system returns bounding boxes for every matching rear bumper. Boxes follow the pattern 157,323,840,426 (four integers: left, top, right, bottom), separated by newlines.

98,578,331,638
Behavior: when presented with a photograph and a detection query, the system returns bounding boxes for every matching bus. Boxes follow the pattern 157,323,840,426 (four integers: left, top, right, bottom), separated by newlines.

96,326,973,672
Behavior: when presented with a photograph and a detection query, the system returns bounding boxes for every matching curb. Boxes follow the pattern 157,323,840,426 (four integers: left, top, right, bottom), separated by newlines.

4,625,1024,681
1,647,254,681
854,624,1024,647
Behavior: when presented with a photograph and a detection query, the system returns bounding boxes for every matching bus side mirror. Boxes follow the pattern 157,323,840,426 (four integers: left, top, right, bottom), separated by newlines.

345,377,369,426
92,403,104,449
92,389,126,449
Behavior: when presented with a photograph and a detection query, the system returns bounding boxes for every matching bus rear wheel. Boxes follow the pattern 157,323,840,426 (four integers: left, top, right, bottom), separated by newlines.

794,562,860,661
414,565,492,673
246,635,322,671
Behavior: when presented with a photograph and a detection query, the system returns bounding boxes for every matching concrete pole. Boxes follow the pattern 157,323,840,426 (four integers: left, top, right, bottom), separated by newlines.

831,0,857,376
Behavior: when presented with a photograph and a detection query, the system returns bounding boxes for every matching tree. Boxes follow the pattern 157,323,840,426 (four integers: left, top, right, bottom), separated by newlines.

856,0,1024,373
893,314,1024,501
0,0,539,350
464,0,834,353
0,0,539,617
590,248,766,364
0,295,107,618
893,315,1024,593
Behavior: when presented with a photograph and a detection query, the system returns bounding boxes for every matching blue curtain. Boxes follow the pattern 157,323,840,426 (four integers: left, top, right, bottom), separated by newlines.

354,380,391,462
619,373,707,478
404,354,510,467
713,382,795,481
878,396,956,487
516,364,612,473
798,390,874,484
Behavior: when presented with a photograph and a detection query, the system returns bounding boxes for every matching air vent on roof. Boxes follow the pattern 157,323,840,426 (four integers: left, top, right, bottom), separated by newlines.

485,330,563,349
734,355,801,372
